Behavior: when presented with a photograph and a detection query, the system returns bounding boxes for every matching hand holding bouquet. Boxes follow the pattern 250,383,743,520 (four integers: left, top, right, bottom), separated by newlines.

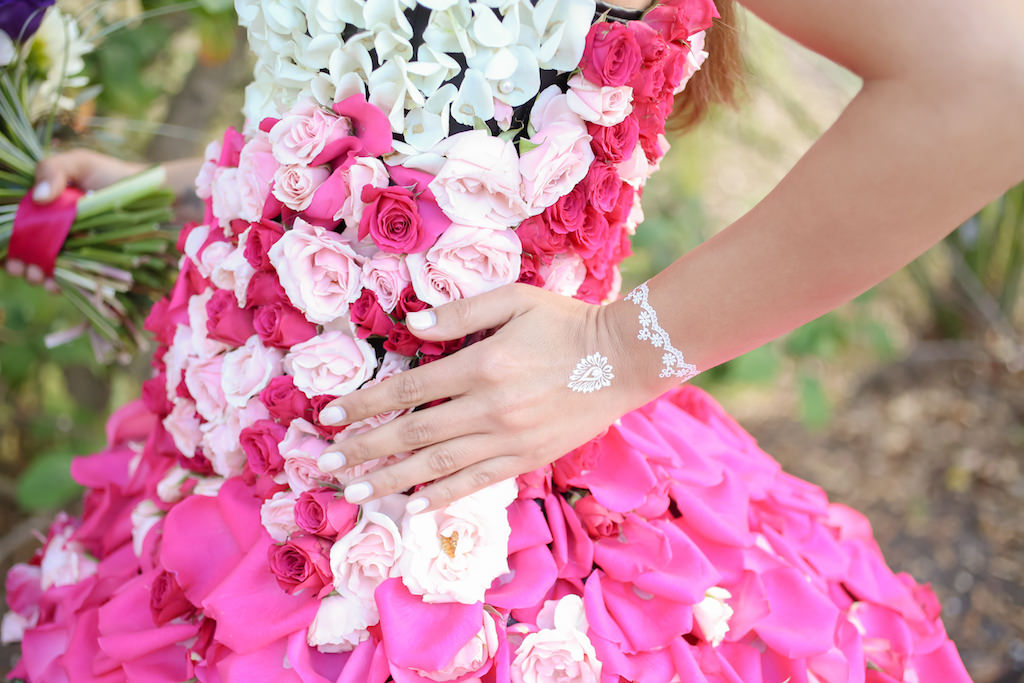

0,0,176,355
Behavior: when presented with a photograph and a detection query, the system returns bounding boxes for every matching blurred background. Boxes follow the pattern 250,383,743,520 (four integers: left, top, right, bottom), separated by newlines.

1,1,1022,680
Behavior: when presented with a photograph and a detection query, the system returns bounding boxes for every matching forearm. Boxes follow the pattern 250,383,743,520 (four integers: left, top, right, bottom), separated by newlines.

159,156,204,200
608,67,1024,393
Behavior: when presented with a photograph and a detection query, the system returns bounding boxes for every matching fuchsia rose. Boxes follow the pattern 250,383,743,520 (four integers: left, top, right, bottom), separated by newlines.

303,166,350,225
268,533,333,596
284,330,378,399
642,0,717,42
546,186,587,235
520,120,595,215
566,74,634,126
430,130,530,230
221,335,284,407
150,570,195,626
584,162,624,213
588,116,640,164
516,215,569,261
581,21,643,87
253,298,318,348
309,394,346,438
294,488,359,538
241,419,288,476
245,270,287,307
268,218,364,325
407,224,522,307
205,288,255,346
383,324,421,356
259,375,313,424
350,289,395,339
330,92,394,164
395,284,429,317
571,207,611,259
574,494,624,538
272,164,331,212
268,100,355,166
358,185,424,253
243,219,285,270
362,252,410,313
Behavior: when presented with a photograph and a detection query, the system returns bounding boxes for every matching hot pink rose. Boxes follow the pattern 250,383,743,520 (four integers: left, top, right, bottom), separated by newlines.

429,130,530,230
241,419,288,477
268,100,355,166
309,394,347,438
243,219,285,270
268,218,364,324
259,374,313,424
268,533,333,596
358,185,424,253
642,0,717,42
206,288,255,346
581,21,642,87
294,488,359,538
273,164,331,212
584,162,623,213
545,186,587,235
383,324,422,356
331,93,394,164
362,252,410,313
574,495,624,538
284,330,377,398
245,270,288,307
566,74,634,126
408,224,522,306
520,121,594,215
516,215,570,260
303,166,351,225
254,298,318,348
150,570,194,626
350,289,395,339
588,116,640,164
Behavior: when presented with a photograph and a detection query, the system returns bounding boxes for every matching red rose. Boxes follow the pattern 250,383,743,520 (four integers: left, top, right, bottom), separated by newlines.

294,488,359,538
395,285,429,318
267,533,333,596
584,163,622,213
254,300,317,348
350,288,396,339
384,323,421,356
241,419,288,477
150,570,195,626
581,22,643,87
546,186,587,235
259,375,313,424
571,207,610,259
206,289,256,346
243,219,285,270
588,117,640,164
515,214,569,261
245,270,289,308
310,395,346,439
359,185,432,254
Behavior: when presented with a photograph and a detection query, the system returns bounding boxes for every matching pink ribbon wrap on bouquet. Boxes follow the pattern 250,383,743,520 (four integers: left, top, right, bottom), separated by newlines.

8,187,85,277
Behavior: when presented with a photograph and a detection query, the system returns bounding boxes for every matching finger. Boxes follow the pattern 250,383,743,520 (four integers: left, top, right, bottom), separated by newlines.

341,434,498,504
319,398,487,471
320,351,478,426
33,153,76,203
403,456,523,514
405,283,535,342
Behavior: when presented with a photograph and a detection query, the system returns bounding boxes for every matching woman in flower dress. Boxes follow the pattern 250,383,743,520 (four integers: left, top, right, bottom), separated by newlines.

8,0,1024,680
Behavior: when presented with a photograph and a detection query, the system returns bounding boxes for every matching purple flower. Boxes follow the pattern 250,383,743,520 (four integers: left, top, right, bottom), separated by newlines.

0,0,55,41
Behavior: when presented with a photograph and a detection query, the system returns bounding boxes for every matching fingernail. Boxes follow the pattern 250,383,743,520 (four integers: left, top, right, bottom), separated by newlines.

317,451,346,472
406,309,436,330
320,405,346,425
344,481,372,503
32,182,50,202
406,497,429,515
26,264,44,284
6,259,25,277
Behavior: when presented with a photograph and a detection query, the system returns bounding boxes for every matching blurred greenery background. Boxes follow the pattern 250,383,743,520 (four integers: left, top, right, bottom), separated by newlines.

0,2,1022,680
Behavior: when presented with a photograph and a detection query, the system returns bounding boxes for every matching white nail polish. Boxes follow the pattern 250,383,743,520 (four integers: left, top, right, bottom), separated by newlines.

406,497,429,515
345,481,373,503
320,405,346,425
317,451,346,472
6,259,25,277
25,264,44,284
406,309,436,330
33,182,50,202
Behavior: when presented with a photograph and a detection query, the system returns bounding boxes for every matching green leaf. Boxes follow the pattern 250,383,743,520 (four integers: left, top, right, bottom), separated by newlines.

16,452,83,512
797,372,831,430
517,138,540,155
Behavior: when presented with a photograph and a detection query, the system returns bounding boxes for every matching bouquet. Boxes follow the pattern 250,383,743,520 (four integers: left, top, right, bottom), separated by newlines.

0,0,176,355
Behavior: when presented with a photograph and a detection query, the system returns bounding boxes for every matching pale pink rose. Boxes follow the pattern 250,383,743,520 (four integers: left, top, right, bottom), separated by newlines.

210,236,256,304
185,354,228,422
199,239,234,279
415,610,501,682
511,595,601,683
674,30,708,94
319,422,404,485
399,478,517,604
307,593,374,653
693,586,733,647
538,253,587,297
182,223,211,270
202,397,269,478
339,156,390,230
164,398,202,457
187,289,230,358
130,500,163,557
615,142,652,189
221,335,284,407
429,130,530,230
272,164,331,211
192,476,226,497
330,495,406,604
603,267,623,305
211,167,245,224
566,74,633,126
408,225,521,307
269,218,364,324
164,325,194,401
494,99,514,130
519,120,594,215
269,100,353,166
2,611,37,644
237,132,279,221
194,139,221,200
156,465,190,504
39,522,98,590
355,352,413,428
624,192,644,235
261,490,300,542
276,419,331,493
284,330,377,399
530,85,583,130
362,252,411,313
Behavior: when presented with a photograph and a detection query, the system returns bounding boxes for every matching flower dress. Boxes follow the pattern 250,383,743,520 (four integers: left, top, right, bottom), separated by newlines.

3,0,975,681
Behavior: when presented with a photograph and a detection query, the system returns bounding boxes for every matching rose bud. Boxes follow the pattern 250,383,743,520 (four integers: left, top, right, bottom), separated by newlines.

294,488,359,538
259,375,313,424
150,570,195,626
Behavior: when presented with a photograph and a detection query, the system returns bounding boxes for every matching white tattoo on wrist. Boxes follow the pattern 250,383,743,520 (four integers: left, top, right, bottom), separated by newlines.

568,352,614,393
624,282,700,381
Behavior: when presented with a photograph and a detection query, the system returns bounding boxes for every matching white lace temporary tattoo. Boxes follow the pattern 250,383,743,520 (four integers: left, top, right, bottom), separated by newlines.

624,282,700,381
568,353,615,393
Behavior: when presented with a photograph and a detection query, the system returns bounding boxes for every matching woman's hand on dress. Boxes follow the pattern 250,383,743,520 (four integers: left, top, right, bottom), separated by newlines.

318,284,666,514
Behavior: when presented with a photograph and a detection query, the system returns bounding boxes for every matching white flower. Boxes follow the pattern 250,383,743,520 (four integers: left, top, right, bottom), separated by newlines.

528,0,596,71
308,594,375,653
511,594,602,683
422,1,475,55
156,465,191,504
0,31,15,68
1,611,37,645
29,8,93,117
693,586,733,647
451,68,495,126
221,335,284,407
330,495,407,604
399,478,517,604
130,500,164,557
40,523,97,591
193,476,227,497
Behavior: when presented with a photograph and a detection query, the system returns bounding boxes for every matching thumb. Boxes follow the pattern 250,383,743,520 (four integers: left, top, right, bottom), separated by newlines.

32,156,71,204
405,284,533,341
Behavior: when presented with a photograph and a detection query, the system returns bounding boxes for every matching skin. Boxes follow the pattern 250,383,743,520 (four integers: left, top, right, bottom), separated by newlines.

34,1,1024,516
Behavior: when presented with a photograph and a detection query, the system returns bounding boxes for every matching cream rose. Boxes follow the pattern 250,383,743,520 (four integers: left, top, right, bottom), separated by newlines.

284,329,377,398
307,594,374,654
407,224,521,307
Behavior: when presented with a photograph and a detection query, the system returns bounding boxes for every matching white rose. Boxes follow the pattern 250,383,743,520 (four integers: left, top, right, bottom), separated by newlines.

40,523,97,591
130,500,164,557
399,478,517,604
693,586,733,647
156,465,191,504
221,335,284,407
307,593,374,653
